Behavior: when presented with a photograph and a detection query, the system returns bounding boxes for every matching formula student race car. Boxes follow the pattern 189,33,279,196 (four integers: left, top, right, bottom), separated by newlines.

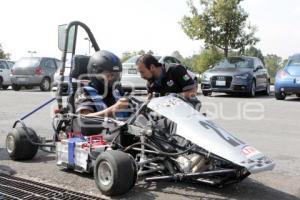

5,21,275,196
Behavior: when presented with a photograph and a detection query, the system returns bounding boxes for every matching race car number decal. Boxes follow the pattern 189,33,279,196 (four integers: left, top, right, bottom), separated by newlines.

199,121,244,147
242,146,260,157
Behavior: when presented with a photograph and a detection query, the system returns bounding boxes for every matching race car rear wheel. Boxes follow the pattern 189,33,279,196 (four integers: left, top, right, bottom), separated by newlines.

94,150,137,196
6,127,39,160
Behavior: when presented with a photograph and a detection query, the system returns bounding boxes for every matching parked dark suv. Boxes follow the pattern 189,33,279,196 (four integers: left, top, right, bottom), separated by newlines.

11,57,60,91
201,56,270,97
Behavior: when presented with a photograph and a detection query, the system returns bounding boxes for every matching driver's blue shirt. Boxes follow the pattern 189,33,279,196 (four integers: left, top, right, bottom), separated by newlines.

74,86,129,120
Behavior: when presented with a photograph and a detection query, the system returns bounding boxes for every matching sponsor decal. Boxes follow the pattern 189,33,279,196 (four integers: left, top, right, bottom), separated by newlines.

113,66,120,71
167,80,174,86
242,146,260,157
183,74,190,81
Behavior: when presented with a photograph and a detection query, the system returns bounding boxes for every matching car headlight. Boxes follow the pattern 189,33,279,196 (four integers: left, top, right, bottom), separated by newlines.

202,73,209,81
234,73,249,80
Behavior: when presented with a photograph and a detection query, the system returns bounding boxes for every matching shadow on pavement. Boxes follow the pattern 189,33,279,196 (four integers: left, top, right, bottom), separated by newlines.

210,92,275,99
123,178,300,200
0,147,56,163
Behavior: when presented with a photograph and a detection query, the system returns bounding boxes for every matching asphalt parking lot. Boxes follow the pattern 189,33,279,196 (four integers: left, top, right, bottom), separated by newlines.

0,88,300,200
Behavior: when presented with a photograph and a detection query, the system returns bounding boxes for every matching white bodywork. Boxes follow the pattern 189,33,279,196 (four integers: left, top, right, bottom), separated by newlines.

148,96,275,174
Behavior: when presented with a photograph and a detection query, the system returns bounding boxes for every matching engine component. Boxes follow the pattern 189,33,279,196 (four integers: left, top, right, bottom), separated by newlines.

175,154,209,173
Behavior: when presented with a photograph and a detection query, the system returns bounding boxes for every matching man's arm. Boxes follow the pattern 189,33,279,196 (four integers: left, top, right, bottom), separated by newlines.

85,98,129,117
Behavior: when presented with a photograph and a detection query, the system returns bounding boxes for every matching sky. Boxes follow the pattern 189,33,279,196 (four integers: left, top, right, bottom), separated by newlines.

0,0,299,61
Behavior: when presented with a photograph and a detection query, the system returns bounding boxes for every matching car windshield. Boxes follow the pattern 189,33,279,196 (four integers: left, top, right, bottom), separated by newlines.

214,57,252,68
124,55,161,64
288,56,300,66
14,57,40,68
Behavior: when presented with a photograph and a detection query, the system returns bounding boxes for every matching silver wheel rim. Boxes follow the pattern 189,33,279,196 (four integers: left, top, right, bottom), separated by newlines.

98,161,113,186
43,79,50,90
6,135,15,153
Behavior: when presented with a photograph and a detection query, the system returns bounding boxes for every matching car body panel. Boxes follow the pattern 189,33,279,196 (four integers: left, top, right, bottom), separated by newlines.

148,96,275,173
275,54,300,95
0,59,14,85
201,56,269,94
11,57,60,87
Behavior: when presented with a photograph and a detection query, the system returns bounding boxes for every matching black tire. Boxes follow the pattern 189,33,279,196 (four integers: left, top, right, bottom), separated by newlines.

94,150,137,196
263,81,271,96
2,85,9,90
275,92,286,100
248,80,256,97
202,91,212,96
6,127,39,160
12,84,21,91
40,78,51,91
296,94,300,98
0,77,3,89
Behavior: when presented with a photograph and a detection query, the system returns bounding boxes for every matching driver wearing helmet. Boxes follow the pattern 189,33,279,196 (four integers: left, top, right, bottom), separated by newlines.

74,50,128,119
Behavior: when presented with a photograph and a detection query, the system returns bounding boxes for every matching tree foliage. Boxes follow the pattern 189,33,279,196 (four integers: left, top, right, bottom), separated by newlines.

191,46,223,72
244,46,264,64
264,54,282,78
0,44,10,59
180,0,259,57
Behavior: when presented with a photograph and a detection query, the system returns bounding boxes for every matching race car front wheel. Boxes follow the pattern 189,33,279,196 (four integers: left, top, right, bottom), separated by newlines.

94,150,137,196
6,127,39,160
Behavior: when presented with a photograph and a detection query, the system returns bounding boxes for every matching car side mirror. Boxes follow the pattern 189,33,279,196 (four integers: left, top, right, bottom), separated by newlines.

254,65,263,71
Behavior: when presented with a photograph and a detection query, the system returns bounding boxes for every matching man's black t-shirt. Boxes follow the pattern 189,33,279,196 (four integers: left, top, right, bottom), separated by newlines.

147,64,195,96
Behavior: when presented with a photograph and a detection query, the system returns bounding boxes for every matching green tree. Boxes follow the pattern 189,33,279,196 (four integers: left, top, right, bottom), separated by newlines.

146,50,154,55
138,50,145,55
264,54,282,78
0,44,10,59
120,51,138,62
171,50,185,61
191,46,223,72
180,0,259,57
244,46,264,64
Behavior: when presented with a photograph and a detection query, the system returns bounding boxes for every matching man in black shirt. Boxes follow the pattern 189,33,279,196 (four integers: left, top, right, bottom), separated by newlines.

136,54,201,110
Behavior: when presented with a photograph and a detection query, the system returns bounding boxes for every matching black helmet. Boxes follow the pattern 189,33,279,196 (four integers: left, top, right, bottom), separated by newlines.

87,50,122,88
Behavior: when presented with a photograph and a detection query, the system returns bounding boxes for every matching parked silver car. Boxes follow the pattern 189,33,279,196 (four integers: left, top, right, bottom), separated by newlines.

11,57,60,91
121,55,199,92
0,59,14,90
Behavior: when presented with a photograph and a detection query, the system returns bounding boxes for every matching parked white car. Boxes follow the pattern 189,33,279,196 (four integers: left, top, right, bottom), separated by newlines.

121,55,199,92
0,59,14,90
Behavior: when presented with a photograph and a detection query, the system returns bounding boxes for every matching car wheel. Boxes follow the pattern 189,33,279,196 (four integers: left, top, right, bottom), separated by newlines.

248,80,256,97
0,77,3,89
263,81,271,96
296,94,300,98
275,92,286,100
2,85,9,90
94,150,137,196
6,127,39,161
202,91,212,96
40,78,51,91
12,84,21,91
